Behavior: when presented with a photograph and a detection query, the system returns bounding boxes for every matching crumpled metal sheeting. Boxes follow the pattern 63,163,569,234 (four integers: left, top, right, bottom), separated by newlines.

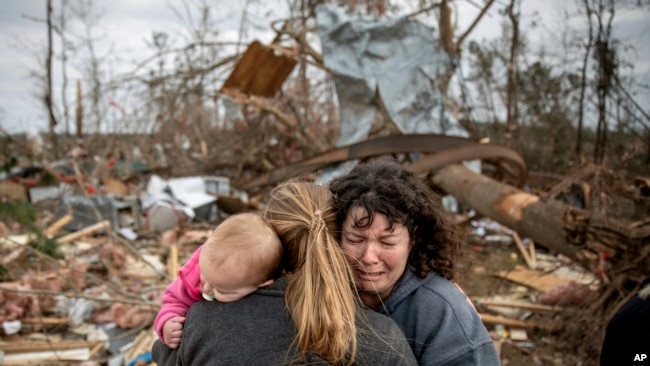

316,3,465,148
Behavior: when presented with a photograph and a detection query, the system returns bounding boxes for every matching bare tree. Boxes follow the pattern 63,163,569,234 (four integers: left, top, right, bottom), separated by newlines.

592,0,616,164
576,0,595,161
58,0,71,136
69,0,108,135
46,0,59,153
505,0,520,145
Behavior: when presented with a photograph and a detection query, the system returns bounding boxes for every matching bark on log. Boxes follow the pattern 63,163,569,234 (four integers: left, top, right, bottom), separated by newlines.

430,164,650,271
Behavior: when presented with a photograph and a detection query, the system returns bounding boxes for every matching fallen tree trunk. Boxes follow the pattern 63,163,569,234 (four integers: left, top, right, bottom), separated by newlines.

428,164,650,273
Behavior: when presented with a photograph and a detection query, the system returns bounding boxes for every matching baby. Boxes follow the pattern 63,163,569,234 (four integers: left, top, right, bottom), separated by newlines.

153,212,282,348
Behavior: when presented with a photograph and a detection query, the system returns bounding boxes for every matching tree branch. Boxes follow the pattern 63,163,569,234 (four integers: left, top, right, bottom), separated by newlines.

456,0,497,54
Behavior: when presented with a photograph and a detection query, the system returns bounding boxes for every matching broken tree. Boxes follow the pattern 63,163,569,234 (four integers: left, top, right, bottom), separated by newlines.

428,163,650,286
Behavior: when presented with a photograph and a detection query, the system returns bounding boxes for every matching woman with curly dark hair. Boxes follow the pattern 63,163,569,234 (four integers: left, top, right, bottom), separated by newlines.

329,158,500,366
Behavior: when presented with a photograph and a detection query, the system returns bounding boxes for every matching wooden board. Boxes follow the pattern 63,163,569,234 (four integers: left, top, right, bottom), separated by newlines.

0,181,28,201
221,41,297,97
496,265,573,292
0,340,102,365
479,313,556,331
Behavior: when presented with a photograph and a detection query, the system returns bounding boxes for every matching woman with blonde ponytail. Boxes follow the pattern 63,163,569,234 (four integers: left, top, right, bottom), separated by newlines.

152,180,416,366
265,182,362,365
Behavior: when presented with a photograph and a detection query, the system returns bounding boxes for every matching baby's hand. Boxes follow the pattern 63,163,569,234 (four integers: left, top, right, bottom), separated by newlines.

162,316,186,349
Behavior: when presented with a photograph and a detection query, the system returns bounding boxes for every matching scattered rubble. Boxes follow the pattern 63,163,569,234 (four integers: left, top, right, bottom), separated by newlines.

0,151,646,366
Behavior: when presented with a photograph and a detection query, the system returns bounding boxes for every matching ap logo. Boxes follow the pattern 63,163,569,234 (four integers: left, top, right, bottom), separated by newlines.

634,354,647,362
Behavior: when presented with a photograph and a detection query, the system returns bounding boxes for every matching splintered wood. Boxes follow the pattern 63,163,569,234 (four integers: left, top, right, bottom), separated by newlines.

512,232,537,269
496,265,573,292
0,340,103,365
496,192,539,221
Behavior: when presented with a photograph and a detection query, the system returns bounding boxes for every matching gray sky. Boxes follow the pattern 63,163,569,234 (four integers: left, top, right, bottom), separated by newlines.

0,0,285,134
0,0,648,134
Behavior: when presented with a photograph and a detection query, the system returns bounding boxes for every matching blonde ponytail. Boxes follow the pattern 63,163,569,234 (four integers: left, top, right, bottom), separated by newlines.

264,181,359,365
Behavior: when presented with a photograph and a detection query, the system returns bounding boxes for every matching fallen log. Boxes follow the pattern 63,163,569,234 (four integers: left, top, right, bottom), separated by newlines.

429,164,650,272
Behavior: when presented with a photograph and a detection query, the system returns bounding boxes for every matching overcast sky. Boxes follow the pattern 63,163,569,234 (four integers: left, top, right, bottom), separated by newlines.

1,0,648,134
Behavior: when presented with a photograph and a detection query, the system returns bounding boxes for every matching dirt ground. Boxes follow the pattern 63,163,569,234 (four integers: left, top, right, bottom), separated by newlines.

458,228,599,366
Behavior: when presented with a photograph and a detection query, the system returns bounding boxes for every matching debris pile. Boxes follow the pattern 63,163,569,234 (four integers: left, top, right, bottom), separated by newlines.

0,152,246,365
0,138,648,366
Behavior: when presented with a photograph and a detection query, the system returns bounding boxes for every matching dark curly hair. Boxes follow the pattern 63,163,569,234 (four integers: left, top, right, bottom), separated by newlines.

329,158,464,280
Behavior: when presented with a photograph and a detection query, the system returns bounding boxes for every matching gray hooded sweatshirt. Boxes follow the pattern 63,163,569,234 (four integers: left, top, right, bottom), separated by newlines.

152,276,417,366
376,268,501,366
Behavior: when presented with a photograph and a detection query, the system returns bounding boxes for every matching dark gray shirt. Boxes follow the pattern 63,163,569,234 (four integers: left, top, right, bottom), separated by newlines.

152,276,416,366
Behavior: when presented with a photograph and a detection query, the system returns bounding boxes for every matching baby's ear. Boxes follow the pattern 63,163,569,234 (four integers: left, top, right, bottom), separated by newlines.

258,279,274,288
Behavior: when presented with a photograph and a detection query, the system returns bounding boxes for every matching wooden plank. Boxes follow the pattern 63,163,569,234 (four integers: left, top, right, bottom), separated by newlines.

473,298,561,313
528,239,537,268
496,265,573,292
479,313,555,331
44,214,73,237
0,181,29,201
0,234,34,246
57,220,110,244
20,317,68,325
0,340,101,353
168,243,179,280
2,348,90,365
1,247,26,265
512,232,534,268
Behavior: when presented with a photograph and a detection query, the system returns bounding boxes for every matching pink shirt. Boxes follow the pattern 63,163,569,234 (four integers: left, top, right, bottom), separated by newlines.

154,246,203,343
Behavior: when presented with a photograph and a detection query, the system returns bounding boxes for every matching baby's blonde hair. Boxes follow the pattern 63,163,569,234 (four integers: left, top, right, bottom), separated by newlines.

199,212,282,286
